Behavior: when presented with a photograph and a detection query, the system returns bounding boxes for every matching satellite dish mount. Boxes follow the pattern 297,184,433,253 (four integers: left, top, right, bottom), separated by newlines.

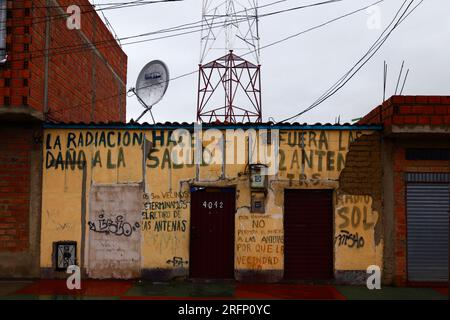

131,87,156,123
132,60,169,123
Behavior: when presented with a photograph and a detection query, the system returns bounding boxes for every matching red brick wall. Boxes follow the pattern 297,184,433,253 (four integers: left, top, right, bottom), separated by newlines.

0,125,32,252
358,96,450,126
0,0,127,122
0,0,31,107
393,147,407,286
359,95,450,286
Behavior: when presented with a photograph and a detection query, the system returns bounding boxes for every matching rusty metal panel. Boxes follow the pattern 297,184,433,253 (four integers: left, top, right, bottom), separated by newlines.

87,184,142,279
284,189,334,280
189,187,235,279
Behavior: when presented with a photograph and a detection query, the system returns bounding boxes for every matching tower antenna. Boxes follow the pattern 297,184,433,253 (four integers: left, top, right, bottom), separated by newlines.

197,0,262,123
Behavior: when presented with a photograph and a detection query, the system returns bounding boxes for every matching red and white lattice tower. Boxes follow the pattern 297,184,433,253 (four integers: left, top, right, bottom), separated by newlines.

197,0,262,123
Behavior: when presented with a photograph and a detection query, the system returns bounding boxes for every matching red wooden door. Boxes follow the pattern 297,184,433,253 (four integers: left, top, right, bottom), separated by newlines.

190,188,235,279
284,189,334,280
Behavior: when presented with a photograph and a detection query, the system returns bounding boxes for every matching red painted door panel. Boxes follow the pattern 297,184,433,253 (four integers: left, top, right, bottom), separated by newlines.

190,188,235,279
284,189,334,280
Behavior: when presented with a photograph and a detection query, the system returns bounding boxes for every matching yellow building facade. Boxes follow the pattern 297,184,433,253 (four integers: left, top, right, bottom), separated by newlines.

40,124,383,283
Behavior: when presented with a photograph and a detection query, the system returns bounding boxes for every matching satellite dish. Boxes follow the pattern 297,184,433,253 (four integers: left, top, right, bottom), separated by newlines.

132,60,169,123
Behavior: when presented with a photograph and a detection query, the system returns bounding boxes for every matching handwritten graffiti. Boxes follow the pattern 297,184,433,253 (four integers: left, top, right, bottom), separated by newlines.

43,129,363,174
142,200,189,218
337,196,376,229
88,211,140,237
277,130,363,176
261,235,283,244
45,148,126,170
44,131,145,170
46,131,144,150
334,229,365,249
166,256,189,268
141,219,187,232
141,192,188,232
279,149,346,173
236,215,283,269
281,130,362,149
146,128,279,175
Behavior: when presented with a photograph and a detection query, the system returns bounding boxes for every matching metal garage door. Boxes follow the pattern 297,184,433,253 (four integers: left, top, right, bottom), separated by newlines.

406,173,449,282
284,189,334,280
190,187,235,279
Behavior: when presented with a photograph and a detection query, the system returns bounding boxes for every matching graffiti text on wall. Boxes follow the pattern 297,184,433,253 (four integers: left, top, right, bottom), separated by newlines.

334,229,365,249
166,256,189,268
45,131,144,170
88,211,140,237
279,130,363,180
141,191,189,232
334,193,379,269
146,127,279,175
337,195,375,230
236,215,283,270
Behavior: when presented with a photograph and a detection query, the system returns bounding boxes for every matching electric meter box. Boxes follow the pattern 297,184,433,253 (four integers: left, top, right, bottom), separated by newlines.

251,192,265,213
250,166,267,189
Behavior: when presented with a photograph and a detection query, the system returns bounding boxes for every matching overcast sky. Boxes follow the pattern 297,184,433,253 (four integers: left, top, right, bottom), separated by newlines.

91,0,450,124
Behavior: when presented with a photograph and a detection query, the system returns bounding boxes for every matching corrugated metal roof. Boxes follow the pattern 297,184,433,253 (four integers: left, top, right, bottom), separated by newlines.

43,121,383,130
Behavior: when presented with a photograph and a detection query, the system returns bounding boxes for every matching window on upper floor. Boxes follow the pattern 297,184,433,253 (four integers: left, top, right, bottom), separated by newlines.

406,148,450,161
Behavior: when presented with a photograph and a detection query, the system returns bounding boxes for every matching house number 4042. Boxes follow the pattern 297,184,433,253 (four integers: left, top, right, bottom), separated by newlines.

203,201,224,209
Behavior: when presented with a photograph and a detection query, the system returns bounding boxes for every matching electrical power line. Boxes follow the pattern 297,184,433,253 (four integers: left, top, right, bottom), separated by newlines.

3,0,315,51
6,0,344,67
8,1,347,122
0,0,183,33
301,0,407,113
48,69,198,119
243,0,382,58
0,0,181,11
100,10,122,46
48,0,384,120
280,0,423,123
3,0,342,65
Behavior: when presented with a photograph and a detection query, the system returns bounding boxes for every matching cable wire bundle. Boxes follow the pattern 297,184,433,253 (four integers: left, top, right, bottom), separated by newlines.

280,0,423,123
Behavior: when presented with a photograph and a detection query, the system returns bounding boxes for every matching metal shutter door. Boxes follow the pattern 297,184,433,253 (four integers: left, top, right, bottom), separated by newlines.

406,173,449,282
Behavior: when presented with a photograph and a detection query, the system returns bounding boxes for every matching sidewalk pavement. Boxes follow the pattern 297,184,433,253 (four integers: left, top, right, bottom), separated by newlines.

0,280,447,300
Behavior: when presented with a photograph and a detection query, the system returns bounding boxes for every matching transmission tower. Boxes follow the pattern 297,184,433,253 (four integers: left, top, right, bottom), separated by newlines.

197,0,262,123
200,0,260,63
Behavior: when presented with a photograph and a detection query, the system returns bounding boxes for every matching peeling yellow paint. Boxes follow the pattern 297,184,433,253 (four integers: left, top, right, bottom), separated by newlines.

334,194,383,270
41,128,383,278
